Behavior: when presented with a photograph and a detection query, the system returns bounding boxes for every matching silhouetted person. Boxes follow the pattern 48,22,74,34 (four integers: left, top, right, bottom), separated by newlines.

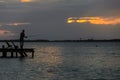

20,30,26,49
19,30,28,57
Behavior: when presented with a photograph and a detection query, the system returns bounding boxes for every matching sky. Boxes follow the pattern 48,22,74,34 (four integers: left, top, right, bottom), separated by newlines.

0,0,120,40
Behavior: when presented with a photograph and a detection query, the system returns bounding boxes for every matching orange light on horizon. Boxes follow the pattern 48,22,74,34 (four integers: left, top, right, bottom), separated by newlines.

67,17,120,25
0,30,14,36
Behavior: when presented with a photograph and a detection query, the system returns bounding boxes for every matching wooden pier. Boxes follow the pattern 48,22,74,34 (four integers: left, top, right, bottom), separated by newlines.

0,48,34,58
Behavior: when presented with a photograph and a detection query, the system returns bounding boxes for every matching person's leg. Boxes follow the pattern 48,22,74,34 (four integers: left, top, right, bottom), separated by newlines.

21,41,24,49
20,41,22,49
20,40,24,49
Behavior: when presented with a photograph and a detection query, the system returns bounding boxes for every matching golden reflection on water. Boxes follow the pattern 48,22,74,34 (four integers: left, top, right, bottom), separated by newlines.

31,46,63,79
34,46,63,66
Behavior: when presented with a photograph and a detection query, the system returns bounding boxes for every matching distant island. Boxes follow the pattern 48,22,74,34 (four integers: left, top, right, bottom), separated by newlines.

0,39,120,42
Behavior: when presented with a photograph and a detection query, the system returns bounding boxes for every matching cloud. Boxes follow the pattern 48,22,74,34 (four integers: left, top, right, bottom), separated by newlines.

0,30,14,36
0,22,31,27
0,0,120,40
0,1,5,3
6,22,31,26
20,0,33,3
67,17,120,25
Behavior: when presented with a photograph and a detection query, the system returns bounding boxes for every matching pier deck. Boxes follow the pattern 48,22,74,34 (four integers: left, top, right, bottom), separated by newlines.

0,48,34,58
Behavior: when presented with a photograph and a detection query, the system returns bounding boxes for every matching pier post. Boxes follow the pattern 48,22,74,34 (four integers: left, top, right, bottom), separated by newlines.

32,52,34,58
11,52,14,58
0,48,34,58
2,45,7,57
15,47,18,58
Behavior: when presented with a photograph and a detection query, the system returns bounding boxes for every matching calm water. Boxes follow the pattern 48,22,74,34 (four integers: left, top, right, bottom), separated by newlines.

0,42,120,80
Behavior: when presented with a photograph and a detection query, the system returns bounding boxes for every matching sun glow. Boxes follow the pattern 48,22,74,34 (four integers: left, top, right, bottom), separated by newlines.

20,0,33,3
0,30,14,36
67,17,120,25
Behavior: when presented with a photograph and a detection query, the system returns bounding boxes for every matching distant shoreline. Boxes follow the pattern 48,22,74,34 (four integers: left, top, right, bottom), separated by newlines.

0,39,120,42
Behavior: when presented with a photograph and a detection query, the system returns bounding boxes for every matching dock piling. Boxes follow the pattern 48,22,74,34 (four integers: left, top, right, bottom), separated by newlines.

0,48,34,58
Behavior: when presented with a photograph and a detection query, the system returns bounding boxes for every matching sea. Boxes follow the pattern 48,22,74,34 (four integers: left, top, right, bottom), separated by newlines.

0,42,120,80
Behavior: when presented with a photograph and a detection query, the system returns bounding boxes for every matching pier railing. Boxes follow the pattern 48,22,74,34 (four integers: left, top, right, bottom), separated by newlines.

0,48,34,58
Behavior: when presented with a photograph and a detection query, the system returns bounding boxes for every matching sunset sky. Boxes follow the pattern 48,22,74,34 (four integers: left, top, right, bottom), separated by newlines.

0,0,120,40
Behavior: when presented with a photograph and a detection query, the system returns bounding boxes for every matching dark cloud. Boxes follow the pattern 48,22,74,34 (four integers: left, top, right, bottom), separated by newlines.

0,0,120,40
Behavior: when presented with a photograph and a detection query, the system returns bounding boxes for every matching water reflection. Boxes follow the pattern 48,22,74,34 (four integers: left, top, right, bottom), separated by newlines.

35,46,63,66
32,46,64,80
0,42,119,80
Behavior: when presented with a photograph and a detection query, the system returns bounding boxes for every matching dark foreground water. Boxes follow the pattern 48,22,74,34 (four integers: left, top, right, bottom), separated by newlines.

0,42,120,80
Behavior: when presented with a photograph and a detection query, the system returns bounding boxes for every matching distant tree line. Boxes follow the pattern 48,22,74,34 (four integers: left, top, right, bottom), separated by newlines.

0,39,120,42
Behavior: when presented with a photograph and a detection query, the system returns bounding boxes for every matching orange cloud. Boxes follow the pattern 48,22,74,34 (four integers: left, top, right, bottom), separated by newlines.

20,0,33,3
67,17,120,25
0,30,14,36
